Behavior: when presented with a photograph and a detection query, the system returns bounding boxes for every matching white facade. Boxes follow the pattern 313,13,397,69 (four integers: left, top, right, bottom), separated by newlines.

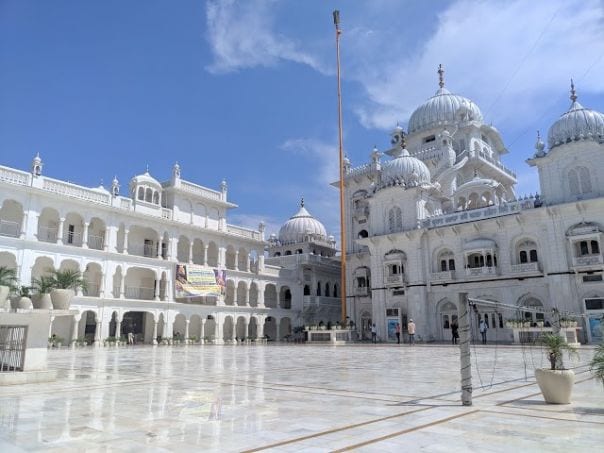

342,69,604,344
266,200,341,326
0,161,300,344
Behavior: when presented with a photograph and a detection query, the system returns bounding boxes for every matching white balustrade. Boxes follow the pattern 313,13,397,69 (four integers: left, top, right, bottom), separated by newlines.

87,234,104,250
573,255,604,267
0,220,20,238
510,262,540,273
37,226,58,243
124,286,155,300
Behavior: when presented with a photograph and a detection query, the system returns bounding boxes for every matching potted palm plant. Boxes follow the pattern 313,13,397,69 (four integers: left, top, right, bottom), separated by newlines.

49,269,87,310
15,285,33,310
0,266,18,311
32,275,54,309
535,333,578,404
590,340,604,388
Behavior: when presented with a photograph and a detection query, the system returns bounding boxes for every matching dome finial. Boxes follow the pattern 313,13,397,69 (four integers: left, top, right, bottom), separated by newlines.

400,131,407,150
145,164,149,174
300,197,304,208
570,78,577,103
438,64,445,89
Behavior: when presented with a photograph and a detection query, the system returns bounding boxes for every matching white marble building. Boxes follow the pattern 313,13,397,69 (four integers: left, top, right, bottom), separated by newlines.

343,68,604,344
0,160,301,344
266,200,342,326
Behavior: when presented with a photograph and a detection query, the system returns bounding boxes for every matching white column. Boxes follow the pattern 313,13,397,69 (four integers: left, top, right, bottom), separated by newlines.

166,238,172,260
258,254,265,272
184,319,190,342
152,321,158,345
203,245,208,265
103,228,110,251
123,229,129,254
243,318,249,340
246,256,251,272
82,222,89,249
93,316,102,346
231,320,236,343
57,218,65,245
200,318,206,344
20,211,28,239
70,315,80,348
49,315,55,340
188,241,194,264
276,320,280,342
154,281,160,301
115,317,122,340
257,317,264,339
234,251,239,271
119,273,125,299
215,314,224,344
257,287,265,308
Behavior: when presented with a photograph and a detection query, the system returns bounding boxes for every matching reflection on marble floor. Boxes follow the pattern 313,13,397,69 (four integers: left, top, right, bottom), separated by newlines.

0,344,602,452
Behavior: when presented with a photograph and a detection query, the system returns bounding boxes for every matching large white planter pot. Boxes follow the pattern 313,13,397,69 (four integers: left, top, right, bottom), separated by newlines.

17,296,33,310
50,289,75,310
535,368,575,404
0,285,10,310
32,293,53,310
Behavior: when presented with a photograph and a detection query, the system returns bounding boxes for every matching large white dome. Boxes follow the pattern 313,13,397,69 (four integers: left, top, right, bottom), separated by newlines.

408,87,483,135
278,202,327,244
547,85,604,149
381,148,431,186
130,170,161,188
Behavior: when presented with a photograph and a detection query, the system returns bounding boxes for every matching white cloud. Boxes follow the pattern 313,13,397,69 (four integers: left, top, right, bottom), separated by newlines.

280,138,341,240
350,0,604,131
205,0,327,74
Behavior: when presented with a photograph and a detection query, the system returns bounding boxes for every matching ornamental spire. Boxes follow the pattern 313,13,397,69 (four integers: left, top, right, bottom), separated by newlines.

438,64,445,89
570,78,577,103
301,197,304,208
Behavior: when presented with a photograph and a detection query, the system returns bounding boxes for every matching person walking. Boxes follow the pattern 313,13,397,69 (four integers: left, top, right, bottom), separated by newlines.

395,323,401,344
127,331,134,345
371,323,377,343
407,319,416,345
451,322,459,345
479,318,488,344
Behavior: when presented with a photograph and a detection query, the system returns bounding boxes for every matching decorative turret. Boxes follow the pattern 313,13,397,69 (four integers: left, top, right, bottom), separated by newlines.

111,176,120,197
533,131,546,158
172,162,181,180
220,178,228,201
31,153,43,176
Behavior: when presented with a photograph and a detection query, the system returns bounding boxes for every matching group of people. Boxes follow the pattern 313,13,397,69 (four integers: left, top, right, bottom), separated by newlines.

370,318,490,345
371,319,416,344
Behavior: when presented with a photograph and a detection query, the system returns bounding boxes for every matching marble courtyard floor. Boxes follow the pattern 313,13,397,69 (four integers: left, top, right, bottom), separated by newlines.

0,343,602,452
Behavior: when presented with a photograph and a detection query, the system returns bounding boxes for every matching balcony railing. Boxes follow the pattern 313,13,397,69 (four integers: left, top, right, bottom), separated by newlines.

63,232,83,247
124,286,155,300
465,266,498,277
87,234,104,250
431,270,456,281
37,226,58,243
384,274,404,285
353,286,369,296
572,255,604,267
0,220,19,238
112,286,121,298
128,243,158,258
510,262,540,273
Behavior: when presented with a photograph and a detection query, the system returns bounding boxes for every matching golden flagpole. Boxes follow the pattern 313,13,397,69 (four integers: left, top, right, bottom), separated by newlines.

333,10,347,324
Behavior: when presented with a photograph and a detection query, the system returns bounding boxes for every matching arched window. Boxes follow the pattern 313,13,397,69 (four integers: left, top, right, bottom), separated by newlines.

285,250,292,256
274,252,281,257
153,191,160,204
388,207,402,233
145,187,153,202
569,166,592,195
325,283,330,297
303,285,310,296
137,187,144,200
333,283,338,298
438,250,455,272
358,230,368,238
591,240,600,254
296,249,303,254
517,240,538,264
316,282,321,296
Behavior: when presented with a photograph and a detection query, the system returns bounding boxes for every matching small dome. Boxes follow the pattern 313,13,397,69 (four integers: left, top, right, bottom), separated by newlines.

91,184,110,195
278,200,327,244
547,82,604,149
381,148,431,186
130,170,161,188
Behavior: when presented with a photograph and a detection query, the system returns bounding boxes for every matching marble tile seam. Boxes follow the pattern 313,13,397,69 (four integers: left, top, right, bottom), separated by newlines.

479,408,604,426
331,409,481,452
239,407,433,453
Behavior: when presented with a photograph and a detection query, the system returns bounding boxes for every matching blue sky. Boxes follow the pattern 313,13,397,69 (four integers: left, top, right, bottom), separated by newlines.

1,0,603,240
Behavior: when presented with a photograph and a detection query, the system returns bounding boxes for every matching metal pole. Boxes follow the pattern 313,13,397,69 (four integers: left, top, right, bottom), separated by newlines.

333,10,346,323
333,10,347,324
459,292,472,406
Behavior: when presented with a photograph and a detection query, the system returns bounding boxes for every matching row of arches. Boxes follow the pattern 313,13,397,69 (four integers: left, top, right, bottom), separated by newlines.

303,281,339,298
0,199,260,272
52,310,295,344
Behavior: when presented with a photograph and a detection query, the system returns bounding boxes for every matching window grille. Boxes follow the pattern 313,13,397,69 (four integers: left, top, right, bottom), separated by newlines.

0,326,27,372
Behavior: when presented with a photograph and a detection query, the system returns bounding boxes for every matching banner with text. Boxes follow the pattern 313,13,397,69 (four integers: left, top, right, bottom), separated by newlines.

175,264,226,298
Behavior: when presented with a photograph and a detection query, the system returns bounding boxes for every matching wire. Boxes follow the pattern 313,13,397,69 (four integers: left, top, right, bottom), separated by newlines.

483,6,562,120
